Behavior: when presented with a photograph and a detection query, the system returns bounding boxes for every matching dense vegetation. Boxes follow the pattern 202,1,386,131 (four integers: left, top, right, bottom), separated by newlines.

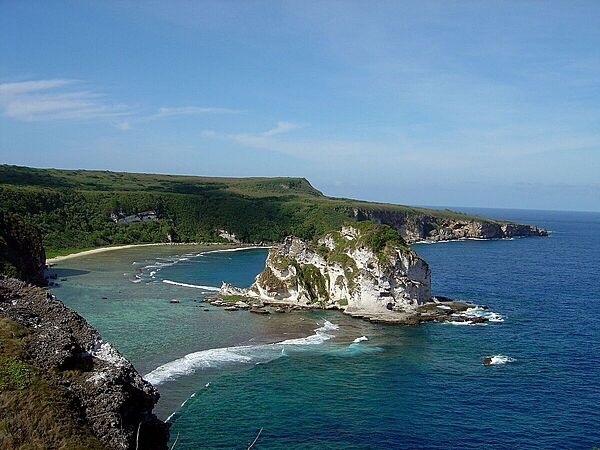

0,211,46,284
0,318,105,449
0,164,491,257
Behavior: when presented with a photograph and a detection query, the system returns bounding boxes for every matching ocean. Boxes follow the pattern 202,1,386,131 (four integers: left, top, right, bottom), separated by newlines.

50,208,600,449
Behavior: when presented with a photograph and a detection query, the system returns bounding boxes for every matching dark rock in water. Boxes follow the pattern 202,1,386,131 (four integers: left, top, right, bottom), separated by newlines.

483,356,493,365
469,316,488,324
250,308,270,315
0,277,169,449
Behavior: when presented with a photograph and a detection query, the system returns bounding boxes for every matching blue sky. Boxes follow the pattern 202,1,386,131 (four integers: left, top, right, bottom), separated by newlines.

1,1,599,211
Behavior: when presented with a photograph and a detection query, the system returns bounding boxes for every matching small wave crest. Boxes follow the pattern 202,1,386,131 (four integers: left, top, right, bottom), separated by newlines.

484,354,515,365
465,306,504,323
447,306,504,325
162,280,220,291
145,320,339,385
353,336,368,343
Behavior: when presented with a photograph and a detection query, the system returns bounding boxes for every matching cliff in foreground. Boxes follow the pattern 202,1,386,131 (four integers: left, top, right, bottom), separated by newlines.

0,277,169,449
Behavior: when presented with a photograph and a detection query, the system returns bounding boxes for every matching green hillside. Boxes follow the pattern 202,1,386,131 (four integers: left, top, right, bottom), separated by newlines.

0,165,495,257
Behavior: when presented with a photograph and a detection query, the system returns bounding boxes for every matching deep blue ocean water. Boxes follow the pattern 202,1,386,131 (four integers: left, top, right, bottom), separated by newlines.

51,209,600,449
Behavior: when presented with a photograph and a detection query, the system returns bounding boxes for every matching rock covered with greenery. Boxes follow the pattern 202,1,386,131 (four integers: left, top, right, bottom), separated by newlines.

0,165,546,257
0,211,46,285
245,222,431,316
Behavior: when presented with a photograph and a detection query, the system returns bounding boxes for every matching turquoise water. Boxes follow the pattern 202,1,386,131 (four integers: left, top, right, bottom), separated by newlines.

51,209,600,449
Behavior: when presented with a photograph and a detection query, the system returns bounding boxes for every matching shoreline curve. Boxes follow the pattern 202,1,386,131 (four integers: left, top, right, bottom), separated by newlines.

46,242,270,265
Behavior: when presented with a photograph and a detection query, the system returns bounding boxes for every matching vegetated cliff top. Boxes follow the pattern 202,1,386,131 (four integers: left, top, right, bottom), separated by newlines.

0,164,486,219
0,165,544,255
0,164,324,198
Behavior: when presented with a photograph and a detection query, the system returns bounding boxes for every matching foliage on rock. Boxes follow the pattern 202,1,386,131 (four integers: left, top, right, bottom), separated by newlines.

0,211,46,285
0,165,545,256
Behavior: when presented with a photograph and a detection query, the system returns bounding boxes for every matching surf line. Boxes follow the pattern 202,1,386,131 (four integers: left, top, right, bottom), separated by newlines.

162,280,220,291
144,320,339,385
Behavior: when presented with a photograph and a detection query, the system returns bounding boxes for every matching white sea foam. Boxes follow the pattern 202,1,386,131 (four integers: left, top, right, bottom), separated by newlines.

486,313,505,323
201,246,271,256
486,355,515,365
465,306,505,322
353,336,368,343
162,280,220,291
144,320,338,385
446,305,505,325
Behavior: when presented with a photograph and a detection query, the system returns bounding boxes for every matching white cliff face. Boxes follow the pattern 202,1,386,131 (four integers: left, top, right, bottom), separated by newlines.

247,224,431,315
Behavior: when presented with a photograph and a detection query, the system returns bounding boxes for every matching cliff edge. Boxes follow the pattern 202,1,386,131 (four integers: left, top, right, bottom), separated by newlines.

353,208,548,243
0,277,169,450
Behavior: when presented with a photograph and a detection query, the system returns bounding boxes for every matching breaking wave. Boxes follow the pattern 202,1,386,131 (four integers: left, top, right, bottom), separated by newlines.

161,280,220,291
484,355,515,365
447,306,504,325
144,321,339,385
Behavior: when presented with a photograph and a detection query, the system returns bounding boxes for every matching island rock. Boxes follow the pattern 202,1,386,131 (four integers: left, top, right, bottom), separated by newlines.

236,222,431,319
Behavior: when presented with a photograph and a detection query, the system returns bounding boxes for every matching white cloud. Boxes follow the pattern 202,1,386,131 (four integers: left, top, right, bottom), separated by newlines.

147,106,241,120
0,79,131,122
262,121,302,136
114,121,131,130
0,79,240,127
0,79,75,96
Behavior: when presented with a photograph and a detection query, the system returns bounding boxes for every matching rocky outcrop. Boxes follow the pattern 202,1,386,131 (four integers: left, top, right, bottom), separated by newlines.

353,208,548,243
0,277,169,450
0,211,47,285
224,223,432,320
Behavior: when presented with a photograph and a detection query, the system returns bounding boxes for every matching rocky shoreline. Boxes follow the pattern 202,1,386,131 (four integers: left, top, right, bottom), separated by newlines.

353,208,548,243
0,277,169,450
210,290,495,325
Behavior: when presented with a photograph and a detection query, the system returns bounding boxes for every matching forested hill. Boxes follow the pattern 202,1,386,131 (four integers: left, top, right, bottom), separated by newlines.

0,165,546,257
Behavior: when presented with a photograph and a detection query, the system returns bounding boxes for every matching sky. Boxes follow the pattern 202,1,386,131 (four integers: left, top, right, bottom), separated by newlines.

1,1,599,212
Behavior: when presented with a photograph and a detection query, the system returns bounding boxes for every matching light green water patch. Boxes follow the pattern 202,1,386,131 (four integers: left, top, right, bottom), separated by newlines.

48,245,333,417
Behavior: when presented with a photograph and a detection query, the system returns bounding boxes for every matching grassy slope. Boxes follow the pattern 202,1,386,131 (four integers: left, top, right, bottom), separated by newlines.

0,165,497,255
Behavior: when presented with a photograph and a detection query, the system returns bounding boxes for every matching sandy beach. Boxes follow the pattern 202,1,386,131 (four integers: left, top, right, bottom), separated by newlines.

45,242,255,265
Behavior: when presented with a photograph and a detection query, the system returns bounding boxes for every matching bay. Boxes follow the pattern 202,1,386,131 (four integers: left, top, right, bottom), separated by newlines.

50,209,600,449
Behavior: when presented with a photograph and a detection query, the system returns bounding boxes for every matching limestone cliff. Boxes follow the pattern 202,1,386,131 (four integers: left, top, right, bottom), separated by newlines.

0,277,169,450
353,208,548,243
240,222,431,317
